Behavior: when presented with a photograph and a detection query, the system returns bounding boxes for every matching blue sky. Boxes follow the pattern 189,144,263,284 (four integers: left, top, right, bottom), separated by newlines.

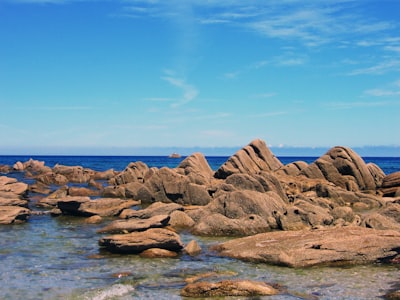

1,0,400,155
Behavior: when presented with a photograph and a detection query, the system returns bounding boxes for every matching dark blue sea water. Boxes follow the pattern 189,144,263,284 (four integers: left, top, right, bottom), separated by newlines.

0,155,399,299
1,155,399,174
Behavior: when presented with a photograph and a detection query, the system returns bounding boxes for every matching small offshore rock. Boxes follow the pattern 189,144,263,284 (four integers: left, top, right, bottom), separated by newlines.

85,215,103,224
184,240,202,256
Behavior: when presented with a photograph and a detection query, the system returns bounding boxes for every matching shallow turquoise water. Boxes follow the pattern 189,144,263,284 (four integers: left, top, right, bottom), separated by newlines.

0,214,398,299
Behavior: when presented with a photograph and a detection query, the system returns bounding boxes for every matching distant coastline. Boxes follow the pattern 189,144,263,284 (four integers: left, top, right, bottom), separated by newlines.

0,145,398,157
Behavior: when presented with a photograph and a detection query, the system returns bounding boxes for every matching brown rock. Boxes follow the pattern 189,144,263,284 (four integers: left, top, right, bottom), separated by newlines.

92,169,117,180
98,228,184,254
184,240,202,256
120,202,183,219
0,206,30,224
85,215,103,224
276,161,309,176
57,197,140,217
168,210,195,231
68,186,100,197
36,172,69,185
0,197,29,207
190,190,287,236
0,176,28,195
381,172,400,197
110,161,150,185
139,248,178,258
181,280,279,297
37,186,69,207
213,227,400,268
177,152,213,185
301,146,377,191
97,214,170,234
101,185,126,198
53,164,93,183
214,139,283,179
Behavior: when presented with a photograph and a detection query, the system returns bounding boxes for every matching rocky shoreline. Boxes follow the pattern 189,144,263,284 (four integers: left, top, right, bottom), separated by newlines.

1,138,400,298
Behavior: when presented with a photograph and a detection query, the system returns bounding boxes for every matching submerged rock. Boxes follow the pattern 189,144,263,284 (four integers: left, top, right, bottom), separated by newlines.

181,280,279,297
212,227,400,268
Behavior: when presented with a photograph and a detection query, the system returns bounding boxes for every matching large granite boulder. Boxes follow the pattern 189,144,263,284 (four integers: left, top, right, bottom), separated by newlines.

380,172,400,197
53,164,94,183
301,146,378,191
144,167,212,205
214,139,283,179
57,197,140,217
109,161,150,185
98,228,184,254
189,190,287,236
176,152,214,185
0,206,30,224
212,227,400,267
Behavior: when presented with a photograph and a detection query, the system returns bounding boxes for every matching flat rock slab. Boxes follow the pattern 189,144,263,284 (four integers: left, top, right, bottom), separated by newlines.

0,206,30,224
57,197,140,217
181,280,279,297
0,197,29,207
99,228,183,254
97,214,170,234
212,227,400,268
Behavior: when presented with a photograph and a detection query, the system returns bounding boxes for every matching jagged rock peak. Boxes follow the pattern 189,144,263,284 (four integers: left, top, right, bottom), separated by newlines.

301,146,378,191
214,139,283,179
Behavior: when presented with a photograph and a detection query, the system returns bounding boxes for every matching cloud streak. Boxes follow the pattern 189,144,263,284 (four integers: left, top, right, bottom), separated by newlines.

161,72,199,107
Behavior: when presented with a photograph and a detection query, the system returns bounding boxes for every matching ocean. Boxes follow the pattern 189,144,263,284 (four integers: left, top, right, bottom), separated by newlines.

0,155,399,300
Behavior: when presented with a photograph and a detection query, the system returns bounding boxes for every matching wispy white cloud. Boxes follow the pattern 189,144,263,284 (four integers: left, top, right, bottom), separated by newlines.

16,105,93,111
223,71,241,79
363,80,400,97
161,71,199,107
7,0,72,3
324,101,393,110
364,89,400,97
348,60,400,76
249,111,288,118
252,93,277,99
199,129,234,138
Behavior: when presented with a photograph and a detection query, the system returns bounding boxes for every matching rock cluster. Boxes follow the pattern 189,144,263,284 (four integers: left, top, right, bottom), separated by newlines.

1,138,400,296
0,176,29,224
